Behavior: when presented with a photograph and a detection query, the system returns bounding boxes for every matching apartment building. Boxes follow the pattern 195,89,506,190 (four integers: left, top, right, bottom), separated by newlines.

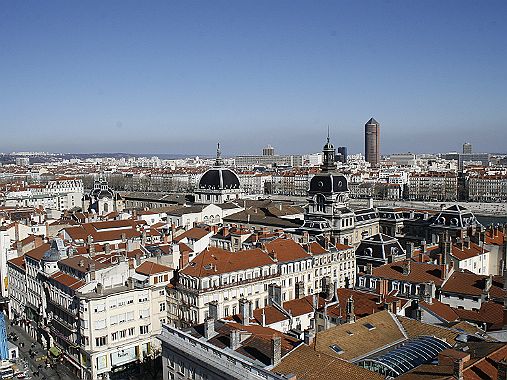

7,238,174,380
167,237,355,327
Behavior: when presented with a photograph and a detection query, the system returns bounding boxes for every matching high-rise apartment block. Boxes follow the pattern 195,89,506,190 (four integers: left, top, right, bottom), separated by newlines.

262,144,275,156
365,118,380,167
463,142,472,154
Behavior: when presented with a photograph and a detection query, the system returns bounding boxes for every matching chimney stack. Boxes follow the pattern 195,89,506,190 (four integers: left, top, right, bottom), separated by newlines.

239,298,251,326
230,329,241,350
208,301,219,320
271,336,282,367
421,240,427,254
203,317,216,339
406,242,414,260
346,295,355,323
403,259,411,275
304,329,315,346
295,281,305,299
268,284,282,306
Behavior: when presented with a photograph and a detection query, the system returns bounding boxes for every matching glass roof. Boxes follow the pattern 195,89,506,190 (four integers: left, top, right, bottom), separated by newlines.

358,336,451,377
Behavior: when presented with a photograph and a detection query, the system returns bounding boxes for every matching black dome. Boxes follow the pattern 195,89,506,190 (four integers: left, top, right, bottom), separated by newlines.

309,173,348,193
198,168,240,190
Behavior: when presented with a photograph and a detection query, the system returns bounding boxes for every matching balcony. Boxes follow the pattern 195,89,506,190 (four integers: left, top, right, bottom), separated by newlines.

178,273,278,294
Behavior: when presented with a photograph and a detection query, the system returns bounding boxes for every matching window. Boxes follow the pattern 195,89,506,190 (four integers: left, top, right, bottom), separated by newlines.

140,325,149,334
94,319,106,330
95,336,107,347
111,332,118,341
120,330,126,338
160,302,166,312
128,327,135,336
94,303,106,313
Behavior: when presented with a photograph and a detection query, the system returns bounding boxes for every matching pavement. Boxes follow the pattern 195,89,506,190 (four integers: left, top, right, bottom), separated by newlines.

7,322,77,380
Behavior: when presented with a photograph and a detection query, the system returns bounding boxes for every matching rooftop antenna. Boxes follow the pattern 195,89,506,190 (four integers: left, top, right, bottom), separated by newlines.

327,125,330,143
215,142,224,167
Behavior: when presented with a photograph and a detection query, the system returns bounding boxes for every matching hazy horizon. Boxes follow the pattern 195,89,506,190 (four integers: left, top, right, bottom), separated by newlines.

1,1,506,155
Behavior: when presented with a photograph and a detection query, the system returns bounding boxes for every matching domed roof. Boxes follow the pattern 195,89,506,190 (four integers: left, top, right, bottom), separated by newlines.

198,167,240,190
323,140,335,151
309,173,348,193
42,238,66,262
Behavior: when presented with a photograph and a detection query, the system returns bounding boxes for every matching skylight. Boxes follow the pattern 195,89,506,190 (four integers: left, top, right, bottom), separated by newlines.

363,323,376,330
330,344,344,354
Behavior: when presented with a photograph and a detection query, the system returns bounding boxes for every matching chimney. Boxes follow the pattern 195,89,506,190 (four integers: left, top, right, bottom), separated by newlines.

141,230,147,245
121,232,127,243
271,336,282,367
366,263,373,275
304,329,315,346
16,241,23,256
453,357,465,380
239,298,251,326
421,240,427,254
403,259,411,275
203,317,216,339
104,242,111,255
464,236,471,250
440,264,449,280
269,249,278,262
438,349,470,380
127,277,134,289
230,329,241,350
346,295,355,323
96,283,103,294
324,234,330,250
295,281,305,299
482,275,493,301
406,242,414,260
302,231,309,244
268,284,282,306
376,279,388,296
208,301,219,320
368,197,374,209
322,276,332,300
179,250,189,269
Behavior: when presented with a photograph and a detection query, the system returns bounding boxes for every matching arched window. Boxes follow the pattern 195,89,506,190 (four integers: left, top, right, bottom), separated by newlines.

316,194,326,212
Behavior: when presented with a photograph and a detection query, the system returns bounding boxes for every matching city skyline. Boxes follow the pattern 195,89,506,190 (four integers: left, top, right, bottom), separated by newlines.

1,1,506,155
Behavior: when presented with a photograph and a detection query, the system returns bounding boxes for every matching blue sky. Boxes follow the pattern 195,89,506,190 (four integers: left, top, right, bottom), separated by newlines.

1,1,506,155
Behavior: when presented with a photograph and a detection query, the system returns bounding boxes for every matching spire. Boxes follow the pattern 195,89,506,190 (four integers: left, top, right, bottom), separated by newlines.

214,142,224,167
321,128,336,173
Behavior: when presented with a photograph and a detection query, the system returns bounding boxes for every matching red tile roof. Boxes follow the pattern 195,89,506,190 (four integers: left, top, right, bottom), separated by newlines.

7,255,25,270
135,261,172,276
173,227,210,242
50,271,85,290
24,243,50,261
441,271,506,299
450,242,488,261
181,246,274,277
264,238,310,262
420,299,459,323
372,260,445,286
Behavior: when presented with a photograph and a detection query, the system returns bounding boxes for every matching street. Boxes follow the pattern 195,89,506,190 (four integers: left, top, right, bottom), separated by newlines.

7,322,76,380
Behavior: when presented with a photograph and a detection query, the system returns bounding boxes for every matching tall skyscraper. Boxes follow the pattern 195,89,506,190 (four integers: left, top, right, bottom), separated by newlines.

463,142,472,154
365,118,380,167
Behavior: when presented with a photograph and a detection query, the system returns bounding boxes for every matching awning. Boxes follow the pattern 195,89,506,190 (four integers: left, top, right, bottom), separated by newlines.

49,346,61,357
